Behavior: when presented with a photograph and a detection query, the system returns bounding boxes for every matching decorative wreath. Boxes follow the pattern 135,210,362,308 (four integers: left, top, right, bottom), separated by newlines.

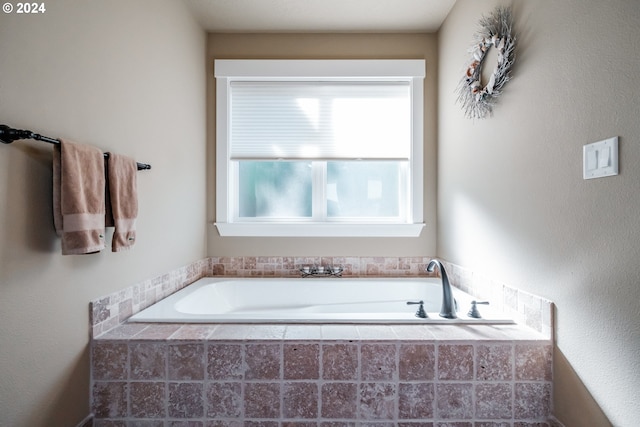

456,6,516,119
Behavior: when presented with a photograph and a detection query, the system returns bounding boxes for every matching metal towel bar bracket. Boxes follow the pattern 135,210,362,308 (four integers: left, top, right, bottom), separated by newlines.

0,124,151,170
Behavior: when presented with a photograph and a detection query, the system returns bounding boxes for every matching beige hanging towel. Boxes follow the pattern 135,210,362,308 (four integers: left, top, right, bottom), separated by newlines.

105,152,138,252
53,139,106,255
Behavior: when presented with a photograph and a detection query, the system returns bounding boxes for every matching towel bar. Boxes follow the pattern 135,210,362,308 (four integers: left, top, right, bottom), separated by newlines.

0,124,151,170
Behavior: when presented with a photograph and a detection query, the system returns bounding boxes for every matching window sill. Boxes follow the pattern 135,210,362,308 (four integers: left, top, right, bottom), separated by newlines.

215,222,425,237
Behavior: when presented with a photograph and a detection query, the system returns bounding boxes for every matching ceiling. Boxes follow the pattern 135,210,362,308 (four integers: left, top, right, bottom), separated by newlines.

183,0,457,33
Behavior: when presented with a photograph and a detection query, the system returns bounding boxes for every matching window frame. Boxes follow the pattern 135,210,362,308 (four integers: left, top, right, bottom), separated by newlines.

214,59,426,237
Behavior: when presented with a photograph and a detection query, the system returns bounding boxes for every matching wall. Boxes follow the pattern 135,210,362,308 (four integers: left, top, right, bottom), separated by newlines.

438,1,640,426
206,33,438,257
0,1,206,425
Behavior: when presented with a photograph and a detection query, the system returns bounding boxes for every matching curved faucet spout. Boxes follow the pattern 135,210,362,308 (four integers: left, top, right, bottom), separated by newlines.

427,259,457,319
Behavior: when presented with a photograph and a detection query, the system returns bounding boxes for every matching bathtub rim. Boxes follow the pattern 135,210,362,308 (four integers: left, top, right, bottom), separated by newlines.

127,276,515,325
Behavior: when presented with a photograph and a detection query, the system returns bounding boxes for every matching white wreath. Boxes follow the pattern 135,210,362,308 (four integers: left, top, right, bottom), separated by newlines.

456,6,516,119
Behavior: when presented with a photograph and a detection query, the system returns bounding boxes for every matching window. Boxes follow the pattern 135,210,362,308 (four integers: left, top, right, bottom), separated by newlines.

215,60,425,237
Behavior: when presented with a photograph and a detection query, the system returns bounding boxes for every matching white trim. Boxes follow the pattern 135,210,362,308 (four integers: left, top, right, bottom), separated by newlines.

215,59,426,78
215,222,425,237
411,75,424,223
216,72,230,223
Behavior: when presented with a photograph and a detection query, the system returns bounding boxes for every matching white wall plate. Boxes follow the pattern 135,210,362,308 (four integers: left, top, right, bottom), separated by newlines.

583,136,619,180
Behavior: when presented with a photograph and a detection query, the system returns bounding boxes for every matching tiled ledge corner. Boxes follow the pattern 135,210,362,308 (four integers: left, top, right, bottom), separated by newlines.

89,258,211,338
444,261,554,340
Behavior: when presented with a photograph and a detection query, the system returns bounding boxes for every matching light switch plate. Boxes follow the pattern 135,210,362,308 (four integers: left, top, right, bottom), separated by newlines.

583,136,618,180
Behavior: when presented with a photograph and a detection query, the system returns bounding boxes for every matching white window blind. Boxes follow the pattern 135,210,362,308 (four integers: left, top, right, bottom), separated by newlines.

229,81,411,160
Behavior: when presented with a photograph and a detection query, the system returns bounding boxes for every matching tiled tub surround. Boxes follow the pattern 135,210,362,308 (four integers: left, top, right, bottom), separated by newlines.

90,257,553,339
92,323,553,425
90,256,555,425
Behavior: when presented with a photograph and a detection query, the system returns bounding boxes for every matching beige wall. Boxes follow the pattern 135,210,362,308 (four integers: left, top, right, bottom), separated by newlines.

0,1,206,426
206,33,438,257
438,1,640,426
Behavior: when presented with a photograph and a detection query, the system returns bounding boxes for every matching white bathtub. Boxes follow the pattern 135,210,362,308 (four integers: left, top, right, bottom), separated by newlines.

128,277,514,324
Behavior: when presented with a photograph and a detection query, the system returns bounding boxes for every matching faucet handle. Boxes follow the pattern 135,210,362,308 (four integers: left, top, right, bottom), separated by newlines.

407,300,428,319
468,300,489,318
